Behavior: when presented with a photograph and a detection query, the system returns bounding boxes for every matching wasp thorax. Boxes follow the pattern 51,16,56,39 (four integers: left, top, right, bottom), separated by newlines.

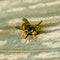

25,25,32,31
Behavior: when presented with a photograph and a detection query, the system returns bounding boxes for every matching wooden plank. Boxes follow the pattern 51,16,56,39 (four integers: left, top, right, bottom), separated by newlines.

0,0,60,60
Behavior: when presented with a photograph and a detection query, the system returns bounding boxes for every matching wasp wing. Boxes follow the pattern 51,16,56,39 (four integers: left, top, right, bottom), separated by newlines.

22,18,30,24
15,25,23,30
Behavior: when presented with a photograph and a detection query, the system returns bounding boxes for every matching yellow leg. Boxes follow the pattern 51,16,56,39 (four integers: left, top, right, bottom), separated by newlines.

18,31,27,39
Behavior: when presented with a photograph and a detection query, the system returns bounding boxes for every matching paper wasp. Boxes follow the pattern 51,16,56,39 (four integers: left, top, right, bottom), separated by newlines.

15,18,42,39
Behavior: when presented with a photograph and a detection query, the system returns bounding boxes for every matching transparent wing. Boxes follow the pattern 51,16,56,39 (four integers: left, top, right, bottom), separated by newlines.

22,18,30,24
15,25,22,30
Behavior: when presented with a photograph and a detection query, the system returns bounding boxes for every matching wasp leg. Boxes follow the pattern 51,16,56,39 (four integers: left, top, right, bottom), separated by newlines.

18,31,27,39
24,36,31,44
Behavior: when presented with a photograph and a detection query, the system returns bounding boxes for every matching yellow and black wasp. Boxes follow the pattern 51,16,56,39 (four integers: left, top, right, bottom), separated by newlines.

15,18,42,39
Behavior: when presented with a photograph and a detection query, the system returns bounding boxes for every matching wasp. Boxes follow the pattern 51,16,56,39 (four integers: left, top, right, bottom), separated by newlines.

15,18,42,39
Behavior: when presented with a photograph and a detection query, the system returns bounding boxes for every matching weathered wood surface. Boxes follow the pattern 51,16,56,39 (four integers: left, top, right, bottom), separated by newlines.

0,0,60,60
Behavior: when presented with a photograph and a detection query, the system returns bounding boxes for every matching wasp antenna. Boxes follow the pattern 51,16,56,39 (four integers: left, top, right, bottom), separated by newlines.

36,20,42,27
